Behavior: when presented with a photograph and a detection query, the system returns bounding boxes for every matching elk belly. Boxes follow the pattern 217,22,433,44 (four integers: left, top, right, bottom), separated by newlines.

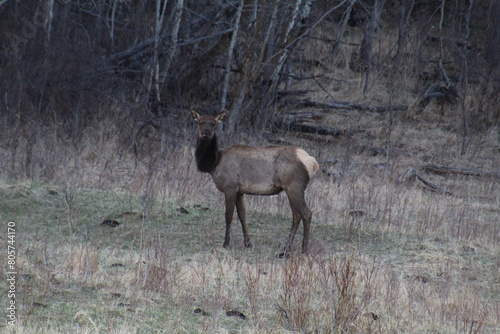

239,181,282,196
236,164,283,195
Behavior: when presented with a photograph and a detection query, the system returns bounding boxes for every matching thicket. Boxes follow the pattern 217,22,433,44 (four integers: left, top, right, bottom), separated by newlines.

0,0,498,166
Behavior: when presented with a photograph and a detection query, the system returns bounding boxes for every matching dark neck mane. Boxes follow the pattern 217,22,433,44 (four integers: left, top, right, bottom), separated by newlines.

195,135,220,174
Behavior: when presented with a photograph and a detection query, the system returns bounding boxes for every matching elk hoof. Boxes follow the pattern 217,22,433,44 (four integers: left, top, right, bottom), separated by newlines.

244,241,253,248
222,242,230,249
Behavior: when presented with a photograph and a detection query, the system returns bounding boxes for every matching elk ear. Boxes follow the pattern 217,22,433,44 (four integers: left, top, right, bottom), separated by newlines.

215,110,227,123
190,108,202,122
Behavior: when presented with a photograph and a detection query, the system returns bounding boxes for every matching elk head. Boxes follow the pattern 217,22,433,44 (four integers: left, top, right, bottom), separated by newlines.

190,108,227,141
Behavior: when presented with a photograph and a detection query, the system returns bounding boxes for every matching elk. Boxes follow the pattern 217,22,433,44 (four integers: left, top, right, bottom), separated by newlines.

190,109,319,256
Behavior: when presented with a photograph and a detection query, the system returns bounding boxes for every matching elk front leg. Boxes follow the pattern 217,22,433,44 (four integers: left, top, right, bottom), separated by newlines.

280,187,312,257
223,193,237,248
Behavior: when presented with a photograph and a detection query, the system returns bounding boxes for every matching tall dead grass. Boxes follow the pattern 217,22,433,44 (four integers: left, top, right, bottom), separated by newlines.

1,102,498,333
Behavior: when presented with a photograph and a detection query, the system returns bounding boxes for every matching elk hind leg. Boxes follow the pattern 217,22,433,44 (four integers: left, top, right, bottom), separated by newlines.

279,210,301,258
283,189,312,256
301,204,312,254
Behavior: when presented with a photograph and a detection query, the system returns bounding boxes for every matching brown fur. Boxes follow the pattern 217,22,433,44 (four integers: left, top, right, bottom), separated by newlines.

191,109,318,255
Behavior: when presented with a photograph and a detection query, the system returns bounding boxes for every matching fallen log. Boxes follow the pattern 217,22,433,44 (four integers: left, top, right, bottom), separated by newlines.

282,112,325,123
399,168,454,195
288,123,351,136
290,98,408,113
279,122,353,137
423,165,500,178
274,111,354,137
277,90,314,97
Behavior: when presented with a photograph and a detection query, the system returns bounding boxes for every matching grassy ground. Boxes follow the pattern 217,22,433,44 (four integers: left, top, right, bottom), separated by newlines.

0,99,498,333
0,143,498,333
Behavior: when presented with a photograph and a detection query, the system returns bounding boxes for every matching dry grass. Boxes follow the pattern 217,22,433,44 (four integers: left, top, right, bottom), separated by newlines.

0,110,498,332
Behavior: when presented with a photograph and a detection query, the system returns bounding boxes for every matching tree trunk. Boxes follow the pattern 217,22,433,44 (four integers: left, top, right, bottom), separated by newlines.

109,0,117,46
269,0,304,89
361,0,384,94
332,0,355,58
394,0,415,64
438,0,452,87
234,0,280,116
151,0,168,105
220,0,244,111
45,0,54,44
158,0,184,88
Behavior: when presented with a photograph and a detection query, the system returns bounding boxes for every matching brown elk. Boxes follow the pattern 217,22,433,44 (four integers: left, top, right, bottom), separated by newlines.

190,109,318,256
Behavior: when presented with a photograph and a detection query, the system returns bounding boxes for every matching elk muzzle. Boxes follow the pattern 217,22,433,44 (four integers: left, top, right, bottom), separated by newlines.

201,129,212,138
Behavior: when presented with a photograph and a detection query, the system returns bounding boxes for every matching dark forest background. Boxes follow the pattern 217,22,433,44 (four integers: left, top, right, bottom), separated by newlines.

0,0,498,181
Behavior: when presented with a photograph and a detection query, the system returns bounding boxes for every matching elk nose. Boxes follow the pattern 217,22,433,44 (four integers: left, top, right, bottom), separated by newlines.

202,129,211,136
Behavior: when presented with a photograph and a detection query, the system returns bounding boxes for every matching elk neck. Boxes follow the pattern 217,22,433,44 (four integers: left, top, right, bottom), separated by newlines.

195,134,220,174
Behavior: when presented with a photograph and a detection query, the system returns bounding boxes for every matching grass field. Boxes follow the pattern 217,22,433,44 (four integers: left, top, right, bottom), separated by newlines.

0,117,499,333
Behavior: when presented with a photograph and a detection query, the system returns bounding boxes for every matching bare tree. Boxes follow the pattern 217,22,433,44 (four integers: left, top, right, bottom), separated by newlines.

233,0,281,114
269,0,304,90
394,0,415,64
220,0,244,111
361,0,385,94
332,0,356,58
158,0,184,90
438,0,452,87
459,0,474,155
151,0,169,105
45,0,54,43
